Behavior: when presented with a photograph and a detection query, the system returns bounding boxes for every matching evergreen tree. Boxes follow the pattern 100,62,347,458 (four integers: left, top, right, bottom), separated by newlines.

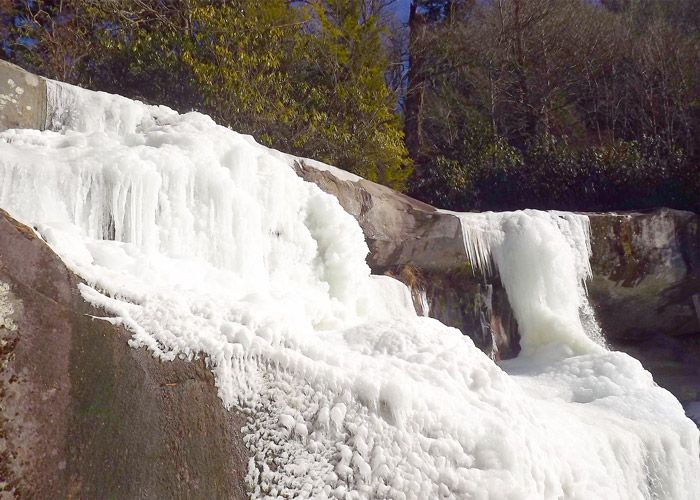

298,0,410,187
180,0,303,147
1,0,410,191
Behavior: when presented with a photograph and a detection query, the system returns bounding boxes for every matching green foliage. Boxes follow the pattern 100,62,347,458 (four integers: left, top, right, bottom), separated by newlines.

412,129,696,212
1,0,410,191
180,1,302,144
293,0,411,188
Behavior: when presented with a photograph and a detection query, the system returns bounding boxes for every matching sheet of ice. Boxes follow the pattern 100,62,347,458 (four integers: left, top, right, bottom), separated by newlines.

0,79,697,499
417,288,430,317
445,210,606,355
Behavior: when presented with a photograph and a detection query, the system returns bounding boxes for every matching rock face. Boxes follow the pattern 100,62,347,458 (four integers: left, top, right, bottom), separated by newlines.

588,209,699,340
0,60,47,131
588,210,700,405
295,160,700,409
0,210,249,499
292,161,465,272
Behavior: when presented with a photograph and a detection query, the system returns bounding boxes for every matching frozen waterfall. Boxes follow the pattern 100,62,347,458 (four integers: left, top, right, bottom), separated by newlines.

0,79,698,499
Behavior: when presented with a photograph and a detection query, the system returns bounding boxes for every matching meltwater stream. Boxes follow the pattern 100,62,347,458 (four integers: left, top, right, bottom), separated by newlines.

1,80,699,499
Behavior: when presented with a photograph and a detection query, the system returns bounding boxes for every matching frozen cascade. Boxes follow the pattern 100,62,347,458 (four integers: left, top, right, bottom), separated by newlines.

448,211,606,354
417,289,430,317
0,79,698,499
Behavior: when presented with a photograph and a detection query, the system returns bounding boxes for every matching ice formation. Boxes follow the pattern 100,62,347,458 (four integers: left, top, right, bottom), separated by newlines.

0,79,698,499
448,210,606,355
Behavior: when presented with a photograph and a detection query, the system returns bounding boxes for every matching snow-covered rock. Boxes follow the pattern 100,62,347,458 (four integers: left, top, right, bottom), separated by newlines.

0,209,249,498
1,60,699,499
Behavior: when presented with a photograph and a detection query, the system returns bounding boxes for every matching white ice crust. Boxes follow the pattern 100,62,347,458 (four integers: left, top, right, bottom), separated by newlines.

0,79,697,499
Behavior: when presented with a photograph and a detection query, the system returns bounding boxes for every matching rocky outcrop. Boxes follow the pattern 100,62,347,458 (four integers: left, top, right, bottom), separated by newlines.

0,60,46,131
292,160,465,272
588,209,699,340
295,160,700,409
588,209,700,405
1,60,698,449
293,160,520,358
0,210,249,499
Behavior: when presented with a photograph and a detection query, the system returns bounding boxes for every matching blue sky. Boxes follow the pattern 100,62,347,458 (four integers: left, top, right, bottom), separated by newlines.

395,0,413,22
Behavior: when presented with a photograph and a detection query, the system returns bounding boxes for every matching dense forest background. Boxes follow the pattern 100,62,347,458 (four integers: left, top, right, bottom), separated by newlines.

1,0,698,212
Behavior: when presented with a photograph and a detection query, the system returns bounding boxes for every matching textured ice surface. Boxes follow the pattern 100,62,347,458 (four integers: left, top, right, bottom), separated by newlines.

446,210,606,354
0,79,698,499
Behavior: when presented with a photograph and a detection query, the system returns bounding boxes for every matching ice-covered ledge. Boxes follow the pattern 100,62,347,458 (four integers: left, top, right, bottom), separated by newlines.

298,156,700,407
0,209,250,498
292,159,466,272
2,58,698,414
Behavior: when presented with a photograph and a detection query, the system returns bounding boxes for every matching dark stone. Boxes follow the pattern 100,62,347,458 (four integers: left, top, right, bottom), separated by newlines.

587,209,699,341
0,209,249,499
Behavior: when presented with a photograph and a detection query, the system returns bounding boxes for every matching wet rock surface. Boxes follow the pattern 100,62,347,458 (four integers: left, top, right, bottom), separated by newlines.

0,210,249,500
587,209,699,341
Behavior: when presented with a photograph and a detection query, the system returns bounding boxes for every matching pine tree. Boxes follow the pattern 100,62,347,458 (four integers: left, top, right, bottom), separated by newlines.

180,0,303,147
296,0,411,188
